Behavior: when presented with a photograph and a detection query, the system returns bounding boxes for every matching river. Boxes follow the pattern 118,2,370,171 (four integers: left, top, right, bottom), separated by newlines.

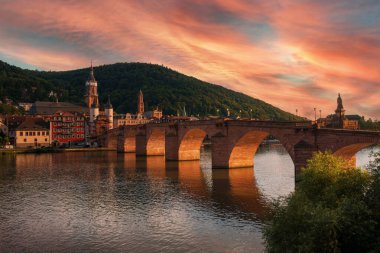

0,145,377,252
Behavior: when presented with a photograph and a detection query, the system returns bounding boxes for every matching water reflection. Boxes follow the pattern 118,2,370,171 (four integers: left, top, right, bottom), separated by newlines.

0,145,376,252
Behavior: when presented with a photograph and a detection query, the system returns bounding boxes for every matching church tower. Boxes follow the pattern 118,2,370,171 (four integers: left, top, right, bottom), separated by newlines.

84,62,99,109
335,93,345,128
105,95,113,130
137,90,144,115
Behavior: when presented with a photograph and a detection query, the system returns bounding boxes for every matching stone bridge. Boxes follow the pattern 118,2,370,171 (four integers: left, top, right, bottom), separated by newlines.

97,119,380,175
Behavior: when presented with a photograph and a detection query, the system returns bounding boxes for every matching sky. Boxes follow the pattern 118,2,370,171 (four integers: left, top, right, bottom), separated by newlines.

0,0,379,119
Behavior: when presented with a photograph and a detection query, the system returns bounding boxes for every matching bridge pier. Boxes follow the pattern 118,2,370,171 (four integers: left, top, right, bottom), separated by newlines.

136,131,165,156
293,140,318,180
104,134,118,149
165,134,180,160
116,130,136,153
136,134,148,156
165,135,202,160
211,131,269,169
211,134,232,168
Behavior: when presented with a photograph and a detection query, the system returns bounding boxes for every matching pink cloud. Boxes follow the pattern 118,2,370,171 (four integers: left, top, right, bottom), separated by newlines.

0,0,379,118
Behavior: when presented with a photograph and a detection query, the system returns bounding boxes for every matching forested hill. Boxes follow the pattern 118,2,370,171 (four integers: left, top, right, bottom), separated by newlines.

0,60,300,120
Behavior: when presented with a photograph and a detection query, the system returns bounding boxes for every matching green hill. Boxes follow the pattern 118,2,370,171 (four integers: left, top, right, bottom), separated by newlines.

0,60,300,120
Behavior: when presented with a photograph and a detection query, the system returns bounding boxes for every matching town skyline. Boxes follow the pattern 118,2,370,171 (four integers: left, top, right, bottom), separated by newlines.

1,0,379,119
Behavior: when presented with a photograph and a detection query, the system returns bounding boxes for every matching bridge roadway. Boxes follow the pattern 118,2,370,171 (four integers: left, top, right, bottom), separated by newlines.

98,119,380,176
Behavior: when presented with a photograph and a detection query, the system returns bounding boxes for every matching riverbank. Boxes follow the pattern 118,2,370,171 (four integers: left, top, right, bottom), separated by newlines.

0,147,116,154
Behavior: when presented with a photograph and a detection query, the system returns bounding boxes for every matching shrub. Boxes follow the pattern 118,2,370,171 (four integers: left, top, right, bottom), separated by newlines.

264,151,380,253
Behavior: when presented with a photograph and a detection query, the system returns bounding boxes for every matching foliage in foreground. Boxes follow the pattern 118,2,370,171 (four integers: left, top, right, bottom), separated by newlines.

264,152,380,253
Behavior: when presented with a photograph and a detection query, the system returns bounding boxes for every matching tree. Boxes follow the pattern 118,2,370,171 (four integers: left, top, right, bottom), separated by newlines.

264,151,380,253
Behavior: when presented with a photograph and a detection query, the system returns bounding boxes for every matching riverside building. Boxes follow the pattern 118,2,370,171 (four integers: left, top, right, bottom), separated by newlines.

15,118,50,148
50,111,85,146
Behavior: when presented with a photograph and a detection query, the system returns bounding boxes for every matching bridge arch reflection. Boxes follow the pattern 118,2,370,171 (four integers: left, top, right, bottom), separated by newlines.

142,155,269,219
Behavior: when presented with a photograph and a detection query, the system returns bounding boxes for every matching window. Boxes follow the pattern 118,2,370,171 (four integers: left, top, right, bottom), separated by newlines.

20,132,23,136
45,138,48,142
24,139,27,142
42,132,45,136
37,132,40,136
33,132,36,136
34,138,37,142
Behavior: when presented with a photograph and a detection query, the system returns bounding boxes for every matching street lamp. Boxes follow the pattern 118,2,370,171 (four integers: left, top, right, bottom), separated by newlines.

296,109,298,117
314,108,317,121
250,108,253,120
226,108,230,117
319,109,322,119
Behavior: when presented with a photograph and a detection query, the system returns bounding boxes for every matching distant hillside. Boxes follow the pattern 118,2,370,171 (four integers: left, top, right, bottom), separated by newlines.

0,60,300,120
0,60,68,103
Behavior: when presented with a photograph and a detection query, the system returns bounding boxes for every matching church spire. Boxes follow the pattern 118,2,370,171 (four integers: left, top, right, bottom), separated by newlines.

137,89,144,115
88,60,96,82
105,95,113,109
85,60,99,109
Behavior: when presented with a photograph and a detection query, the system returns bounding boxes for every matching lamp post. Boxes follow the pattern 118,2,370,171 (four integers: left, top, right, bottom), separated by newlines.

314,108,316,121
296,109,298,117
226,108,230,117
216,109,219,117
250,109,253,120
319,109,322,119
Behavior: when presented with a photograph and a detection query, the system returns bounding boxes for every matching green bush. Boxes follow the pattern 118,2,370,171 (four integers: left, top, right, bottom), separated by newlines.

264,151,380,253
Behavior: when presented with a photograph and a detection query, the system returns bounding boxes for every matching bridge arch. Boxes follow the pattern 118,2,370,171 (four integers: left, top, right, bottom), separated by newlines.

117,129,136,153
146,128,165,155
227,130,295,169
178,128,208,160
333,142,375,165
229,131,268,168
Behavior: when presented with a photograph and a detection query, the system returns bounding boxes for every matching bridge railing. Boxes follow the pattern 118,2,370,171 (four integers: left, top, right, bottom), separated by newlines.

225,120,313,128
317,128,380,135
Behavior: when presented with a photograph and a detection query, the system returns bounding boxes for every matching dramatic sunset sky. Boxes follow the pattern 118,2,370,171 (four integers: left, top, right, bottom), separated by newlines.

1,0,379,118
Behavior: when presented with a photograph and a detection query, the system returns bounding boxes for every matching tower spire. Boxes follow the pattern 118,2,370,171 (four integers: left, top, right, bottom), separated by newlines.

105,94,113,109
137,89,144,115
88,61,96,82
85,60,99,109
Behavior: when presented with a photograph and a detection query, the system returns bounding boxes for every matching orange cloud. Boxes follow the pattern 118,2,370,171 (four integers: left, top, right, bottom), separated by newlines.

0,0,379,118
